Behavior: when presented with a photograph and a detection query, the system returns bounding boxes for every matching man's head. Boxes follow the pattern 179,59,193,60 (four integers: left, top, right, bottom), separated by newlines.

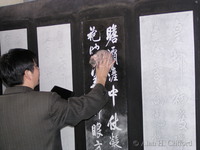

0,48,39,88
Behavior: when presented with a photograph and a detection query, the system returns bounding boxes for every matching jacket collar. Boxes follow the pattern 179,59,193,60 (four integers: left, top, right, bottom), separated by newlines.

4,86,33,95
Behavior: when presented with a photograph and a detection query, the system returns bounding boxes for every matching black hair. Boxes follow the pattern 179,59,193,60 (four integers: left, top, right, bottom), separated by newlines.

0,48,37,87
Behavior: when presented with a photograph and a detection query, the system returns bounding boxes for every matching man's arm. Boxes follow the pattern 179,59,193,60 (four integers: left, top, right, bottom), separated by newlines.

50,51,114,127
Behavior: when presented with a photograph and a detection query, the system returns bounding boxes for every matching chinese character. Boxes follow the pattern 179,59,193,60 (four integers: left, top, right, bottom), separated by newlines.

90,68,97,88
109,133,122,148
107,113,122,131
94,140,102,150
108,85,118,107
106,24,118,46
89,43,100,55
108,66,118,82
108,46,118,65
98,110,102,120
87,26,101,42
92,122,103,138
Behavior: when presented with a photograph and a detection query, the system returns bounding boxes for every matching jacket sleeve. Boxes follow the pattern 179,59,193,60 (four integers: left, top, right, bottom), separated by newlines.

49,84,109,128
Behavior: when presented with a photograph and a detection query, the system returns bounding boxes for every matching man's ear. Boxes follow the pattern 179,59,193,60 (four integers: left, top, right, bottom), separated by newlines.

24,70,32,81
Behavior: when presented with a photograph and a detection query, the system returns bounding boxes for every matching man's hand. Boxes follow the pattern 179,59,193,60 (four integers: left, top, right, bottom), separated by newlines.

92,50,115,86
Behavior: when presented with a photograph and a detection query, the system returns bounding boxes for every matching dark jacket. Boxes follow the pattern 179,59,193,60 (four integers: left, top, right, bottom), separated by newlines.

0,84,108,150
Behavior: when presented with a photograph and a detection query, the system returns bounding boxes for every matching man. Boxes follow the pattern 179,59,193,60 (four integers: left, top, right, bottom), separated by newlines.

0,48,114,150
